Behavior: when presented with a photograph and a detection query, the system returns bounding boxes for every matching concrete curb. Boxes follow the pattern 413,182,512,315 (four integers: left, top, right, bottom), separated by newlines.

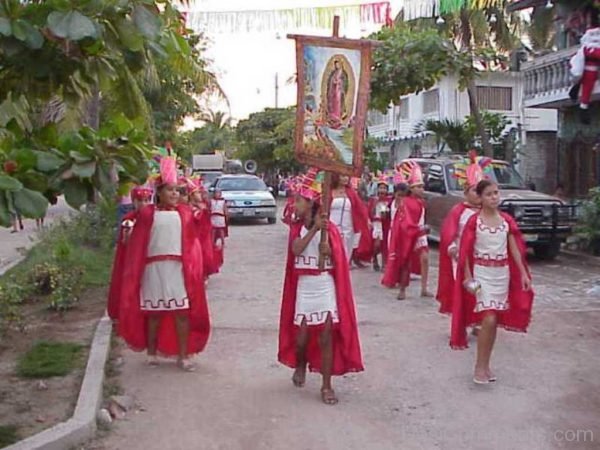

0,256,26,277
560,249,600,269
6,315,112,450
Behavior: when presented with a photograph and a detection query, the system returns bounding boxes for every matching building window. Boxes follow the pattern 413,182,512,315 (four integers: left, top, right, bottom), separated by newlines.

368,110,388,126
476,86,513,111
422,89,439,115
398,100,409,120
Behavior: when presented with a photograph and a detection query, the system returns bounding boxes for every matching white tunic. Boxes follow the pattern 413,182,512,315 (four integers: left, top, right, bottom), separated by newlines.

330,196,358,262
450,207,478,277
473,216,510,313
372,200,389,240
211,199,226,229
140,211,189,312
294,227,339,326
415,207,428,250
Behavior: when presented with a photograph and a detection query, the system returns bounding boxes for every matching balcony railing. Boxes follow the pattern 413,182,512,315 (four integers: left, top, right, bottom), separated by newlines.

522,47,578,108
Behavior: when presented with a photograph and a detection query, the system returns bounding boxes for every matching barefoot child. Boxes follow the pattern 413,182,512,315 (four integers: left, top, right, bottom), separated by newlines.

278,169,363,405
210,188,228,268
451,179,533,384
368,173,392,272
116,157,211,371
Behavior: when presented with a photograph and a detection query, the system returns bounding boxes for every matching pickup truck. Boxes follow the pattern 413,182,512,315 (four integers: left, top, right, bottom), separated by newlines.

406,157,578,260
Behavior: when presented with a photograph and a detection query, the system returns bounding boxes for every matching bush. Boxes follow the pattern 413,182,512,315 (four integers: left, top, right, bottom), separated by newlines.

0,425,19,447
17,341,83,378
577,187,600,255
0,276,28,331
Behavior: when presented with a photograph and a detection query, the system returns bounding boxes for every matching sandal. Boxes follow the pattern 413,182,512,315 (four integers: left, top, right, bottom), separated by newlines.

146,356,160,367
177,359,196,372
320,388,338,405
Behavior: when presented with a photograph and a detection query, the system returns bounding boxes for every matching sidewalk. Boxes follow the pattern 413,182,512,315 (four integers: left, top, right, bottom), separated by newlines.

0,197,72,275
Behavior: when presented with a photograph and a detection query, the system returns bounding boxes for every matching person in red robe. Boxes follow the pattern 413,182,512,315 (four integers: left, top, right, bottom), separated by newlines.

451,179,533,384
401,161,433,297
367,174,392,272
189,178,219,278
278,168,363,405
282,176,299,225
210,188,229,269
116,157,210,372
329,173,373,266
381,178,422,300
436,152,488,314
108,185,153,321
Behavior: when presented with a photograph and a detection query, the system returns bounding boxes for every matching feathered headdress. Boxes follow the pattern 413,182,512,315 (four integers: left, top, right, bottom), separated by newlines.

401,160,424,187
392,165,408,185
454,150,492,189
187,177,205,194
131,185,154,201
152,156,178,187
297,167,323,202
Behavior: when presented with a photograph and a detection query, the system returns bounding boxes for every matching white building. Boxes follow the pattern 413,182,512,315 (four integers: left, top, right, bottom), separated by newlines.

367,71,559,191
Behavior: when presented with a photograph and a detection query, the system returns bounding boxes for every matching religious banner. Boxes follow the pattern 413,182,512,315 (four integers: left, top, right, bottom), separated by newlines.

289,33,376,176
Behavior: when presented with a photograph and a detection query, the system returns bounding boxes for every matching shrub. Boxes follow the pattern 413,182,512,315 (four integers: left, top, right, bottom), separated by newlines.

0,425,19,447
577,187,600,255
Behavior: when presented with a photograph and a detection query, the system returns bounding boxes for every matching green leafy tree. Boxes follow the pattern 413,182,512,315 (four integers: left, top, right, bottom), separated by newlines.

235,107,301,174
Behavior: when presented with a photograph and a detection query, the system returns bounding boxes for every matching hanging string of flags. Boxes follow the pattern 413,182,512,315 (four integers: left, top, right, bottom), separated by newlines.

186,1,392,34
395,0,502,20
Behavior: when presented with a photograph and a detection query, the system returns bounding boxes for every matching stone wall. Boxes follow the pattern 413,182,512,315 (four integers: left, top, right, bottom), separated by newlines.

522,131,558,194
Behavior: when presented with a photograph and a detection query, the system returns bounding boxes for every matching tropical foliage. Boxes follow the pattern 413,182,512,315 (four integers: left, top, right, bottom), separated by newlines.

0,0,218,223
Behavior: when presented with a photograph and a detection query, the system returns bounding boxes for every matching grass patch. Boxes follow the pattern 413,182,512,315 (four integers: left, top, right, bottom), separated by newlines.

17,341,83,379
0,425,19,448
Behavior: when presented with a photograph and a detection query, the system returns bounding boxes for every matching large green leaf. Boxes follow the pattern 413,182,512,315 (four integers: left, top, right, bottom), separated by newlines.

18,171,49,193
72,161,97,178
63,180,87,210
133,5,160,40
0,175,23,191
13,148,37,171
35,151,65,172
13,188,48,219
0,17,11,36
116,18,144,51
47,10,98,41
69,150,93,163
12,19,44,49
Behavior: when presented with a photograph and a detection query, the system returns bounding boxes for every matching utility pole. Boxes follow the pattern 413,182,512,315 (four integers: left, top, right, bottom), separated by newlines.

275,72,279,108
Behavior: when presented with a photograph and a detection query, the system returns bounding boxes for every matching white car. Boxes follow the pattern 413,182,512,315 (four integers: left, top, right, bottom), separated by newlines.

210,175,277,224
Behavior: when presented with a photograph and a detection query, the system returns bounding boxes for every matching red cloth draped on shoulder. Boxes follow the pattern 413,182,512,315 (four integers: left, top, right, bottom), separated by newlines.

117,204,211,356
382,200,421,288
344,186,373,262
368,195,393,261
436,203,468,314
193,205,219,276
107,210,137,320
403,196,426,275
282,196,295,225
278,221,364,375
450,212,534,350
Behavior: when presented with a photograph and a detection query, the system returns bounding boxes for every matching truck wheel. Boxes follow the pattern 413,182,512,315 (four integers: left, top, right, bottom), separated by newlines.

534,242,561,260
268,217,276,224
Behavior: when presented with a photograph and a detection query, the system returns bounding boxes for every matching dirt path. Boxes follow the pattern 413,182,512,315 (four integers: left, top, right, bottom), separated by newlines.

96,219,600,450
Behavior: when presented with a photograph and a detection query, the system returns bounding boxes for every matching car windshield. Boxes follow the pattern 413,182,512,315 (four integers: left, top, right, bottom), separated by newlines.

217,177,267,191
201,173,221,185
446,162,527,191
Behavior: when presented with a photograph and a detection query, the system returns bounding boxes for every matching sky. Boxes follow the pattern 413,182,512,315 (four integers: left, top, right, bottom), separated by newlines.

186,0,393,121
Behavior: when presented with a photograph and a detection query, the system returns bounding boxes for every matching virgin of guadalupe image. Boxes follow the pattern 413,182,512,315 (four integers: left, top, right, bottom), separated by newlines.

325,59,350,129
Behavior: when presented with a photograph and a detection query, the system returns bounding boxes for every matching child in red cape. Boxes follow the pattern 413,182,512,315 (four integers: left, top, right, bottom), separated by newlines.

401,161,433,297
189,178,219,278
329,173,373,266
278,169,363,405
381,180,421,300
368,174,392,272
436,152,486,314
108,185,153,321
451,179,533,385
282,176,299,225
116,157,210,372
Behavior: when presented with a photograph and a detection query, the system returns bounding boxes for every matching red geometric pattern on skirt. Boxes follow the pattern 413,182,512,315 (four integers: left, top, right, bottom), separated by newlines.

142,297,189,310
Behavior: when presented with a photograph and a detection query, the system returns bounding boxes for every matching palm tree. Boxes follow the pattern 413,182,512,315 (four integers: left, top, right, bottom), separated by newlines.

414,118,474,154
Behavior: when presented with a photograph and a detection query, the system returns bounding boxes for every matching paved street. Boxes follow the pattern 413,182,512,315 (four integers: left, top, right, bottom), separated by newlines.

99,218,600,450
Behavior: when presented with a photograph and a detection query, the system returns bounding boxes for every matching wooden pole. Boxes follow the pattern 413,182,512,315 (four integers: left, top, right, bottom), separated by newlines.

318,15,340,271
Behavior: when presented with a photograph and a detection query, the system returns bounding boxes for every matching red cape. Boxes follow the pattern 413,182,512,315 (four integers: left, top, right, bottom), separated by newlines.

193,205,219,276
404,196,426,276
107,210,137,321
368,195,393,261
436,203,468,314
117,205,211,356
329,187,373,262
450,212,534,350
278,221,364,375
381,200,421,288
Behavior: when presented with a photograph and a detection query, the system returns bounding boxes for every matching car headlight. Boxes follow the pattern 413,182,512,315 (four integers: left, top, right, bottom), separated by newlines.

260,200,276,206
513,206,525,219
542,205,553,219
